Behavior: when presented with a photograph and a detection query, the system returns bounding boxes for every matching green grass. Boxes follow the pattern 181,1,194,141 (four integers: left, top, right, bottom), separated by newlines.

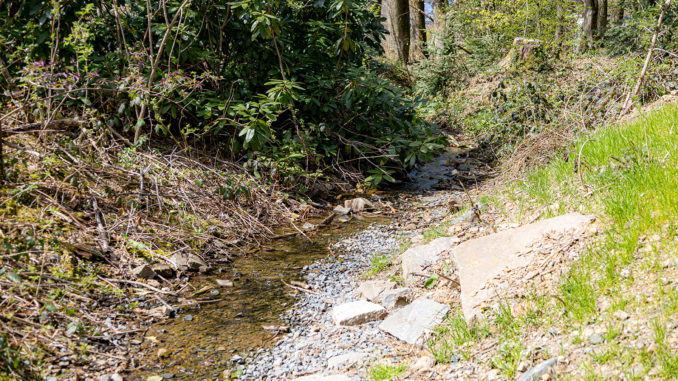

363,254,393,278
427,103,678,378
369,363,407,380
428,313,489,362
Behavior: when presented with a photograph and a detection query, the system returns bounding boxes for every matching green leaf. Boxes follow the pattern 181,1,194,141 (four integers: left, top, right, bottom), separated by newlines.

6,272,21,283
45,302,58,313
423,274,439,289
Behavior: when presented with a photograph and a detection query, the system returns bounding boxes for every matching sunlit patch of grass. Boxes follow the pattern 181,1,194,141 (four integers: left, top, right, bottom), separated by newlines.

363,254,392,278
428,312,490,362
369,363,407,381
652,318,678,378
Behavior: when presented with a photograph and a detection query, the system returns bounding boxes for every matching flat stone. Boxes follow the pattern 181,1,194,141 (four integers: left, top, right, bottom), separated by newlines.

147,305,173,318
380,288,412,309
151,263,174,278
327,352,369,370
216,279,234,287
169,252,209,273
378,297,449,345
302,222,316,231
517,358,557,381
333,206,352,215
402,237,460,284
344,198,374,213
357,280,395,301
131,264,155,279
452,213,595,322
332,300,387,326
294,375,353,381
589,333,603,344
412,356,435,371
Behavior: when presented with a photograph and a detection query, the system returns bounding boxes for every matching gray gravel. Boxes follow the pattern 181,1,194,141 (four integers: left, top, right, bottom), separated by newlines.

240,225,402,380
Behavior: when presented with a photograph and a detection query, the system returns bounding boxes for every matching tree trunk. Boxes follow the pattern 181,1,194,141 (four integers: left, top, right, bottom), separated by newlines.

612,0,625,23
410,0,426,61
596,0,608,36
431,0,445,56
381,0,410,64
580,0,598,52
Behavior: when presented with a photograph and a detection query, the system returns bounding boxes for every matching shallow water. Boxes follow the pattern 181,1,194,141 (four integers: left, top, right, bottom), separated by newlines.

132,216,388,380
131,147,464,380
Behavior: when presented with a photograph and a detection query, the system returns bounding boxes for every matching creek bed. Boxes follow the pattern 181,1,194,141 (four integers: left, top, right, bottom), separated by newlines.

132,216,392,380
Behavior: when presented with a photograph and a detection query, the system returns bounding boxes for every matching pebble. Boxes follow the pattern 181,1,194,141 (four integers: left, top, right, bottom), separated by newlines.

240,225,399,379
157,348,169,358
589,333,603,345
183,314,193,321
613,310,630,320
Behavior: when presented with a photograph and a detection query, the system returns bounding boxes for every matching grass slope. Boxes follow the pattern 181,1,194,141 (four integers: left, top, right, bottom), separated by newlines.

429,102,678,379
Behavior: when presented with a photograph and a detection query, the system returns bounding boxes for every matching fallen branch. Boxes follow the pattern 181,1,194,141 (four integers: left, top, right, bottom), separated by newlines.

7,119,88,134
412,271,460,288
621,0,673,115
103,278,178,296
281,279,319,295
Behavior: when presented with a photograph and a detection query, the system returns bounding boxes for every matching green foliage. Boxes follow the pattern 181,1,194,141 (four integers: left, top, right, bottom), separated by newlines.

429,312,490,362
0,0,444,188
369,363,407,380
364,254,392,278
0,334,37,379
605,6,678,56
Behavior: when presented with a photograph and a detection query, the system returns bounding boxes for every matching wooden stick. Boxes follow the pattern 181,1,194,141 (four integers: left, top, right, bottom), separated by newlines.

621,0,672,115
104,278,177,296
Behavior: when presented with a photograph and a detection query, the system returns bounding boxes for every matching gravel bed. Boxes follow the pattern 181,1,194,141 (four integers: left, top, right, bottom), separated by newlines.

240,224,402,380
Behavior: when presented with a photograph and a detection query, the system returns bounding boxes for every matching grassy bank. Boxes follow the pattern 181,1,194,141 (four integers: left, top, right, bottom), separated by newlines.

428,102,678,379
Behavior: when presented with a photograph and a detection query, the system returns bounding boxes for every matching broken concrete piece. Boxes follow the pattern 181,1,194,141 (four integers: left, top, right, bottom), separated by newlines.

380,288,412,309
378,298,449,345
332,300,387,326
131,264,156,279
169,252,209,273
401,237,460,284
357,280,395,301
452,213,594,322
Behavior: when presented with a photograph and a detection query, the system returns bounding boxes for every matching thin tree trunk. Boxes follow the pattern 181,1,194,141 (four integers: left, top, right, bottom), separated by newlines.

580,0,598,52
431,0,445,56
380,0,410,64
612,0,625,23
597,0,608,36
622,0,672,115
410,0,426,61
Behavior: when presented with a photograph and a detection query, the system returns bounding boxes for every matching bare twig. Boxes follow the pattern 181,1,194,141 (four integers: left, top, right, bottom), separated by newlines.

621,0,673,115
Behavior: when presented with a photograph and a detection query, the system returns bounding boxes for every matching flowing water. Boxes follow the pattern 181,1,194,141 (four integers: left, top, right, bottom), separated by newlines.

132,147,466,380
133,216,389,380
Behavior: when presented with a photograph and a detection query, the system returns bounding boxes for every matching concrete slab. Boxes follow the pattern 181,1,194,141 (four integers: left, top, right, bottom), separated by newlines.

378,297,450,345
452,213,594,322
402,237,460,284
332,300,387,326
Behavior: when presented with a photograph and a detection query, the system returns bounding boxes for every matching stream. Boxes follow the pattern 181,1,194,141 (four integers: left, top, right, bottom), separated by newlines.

130,148,466,380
